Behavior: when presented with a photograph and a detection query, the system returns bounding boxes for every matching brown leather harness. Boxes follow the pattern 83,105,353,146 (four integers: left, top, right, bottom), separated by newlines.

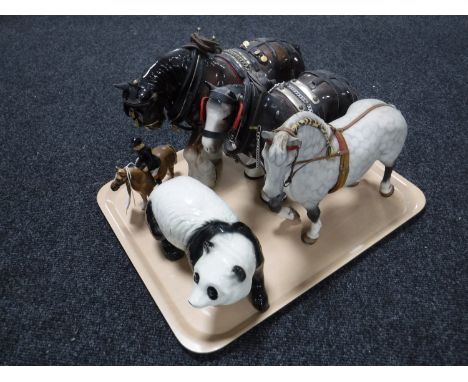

267,103,390,192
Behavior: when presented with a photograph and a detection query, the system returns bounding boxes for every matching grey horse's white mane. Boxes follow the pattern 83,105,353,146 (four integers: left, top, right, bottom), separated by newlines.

277,111,327,136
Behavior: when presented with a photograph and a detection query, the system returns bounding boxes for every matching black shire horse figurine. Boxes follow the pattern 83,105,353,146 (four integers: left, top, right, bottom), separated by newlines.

115,32,305,187
201,70,359,179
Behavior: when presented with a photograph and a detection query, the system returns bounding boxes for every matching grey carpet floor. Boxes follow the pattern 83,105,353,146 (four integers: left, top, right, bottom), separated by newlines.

0,16,467,365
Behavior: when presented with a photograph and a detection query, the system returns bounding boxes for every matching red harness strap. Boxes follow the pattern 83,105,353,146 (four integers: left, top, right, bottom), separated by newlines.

201,96,245,131
216,56,244,84
328,129,350,193
265,139,300,151
199,96,209,123
232,102,244,130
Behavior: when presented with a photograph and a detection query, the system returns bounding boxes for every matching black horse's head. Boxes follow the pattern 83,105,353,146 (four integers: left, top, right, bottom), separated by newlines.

115,78,165,130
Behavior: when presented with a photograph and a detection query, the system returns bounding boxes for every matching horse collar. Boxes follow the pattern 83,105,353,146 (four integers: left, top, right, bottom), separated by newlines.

278,103,390,192
274,117,348,192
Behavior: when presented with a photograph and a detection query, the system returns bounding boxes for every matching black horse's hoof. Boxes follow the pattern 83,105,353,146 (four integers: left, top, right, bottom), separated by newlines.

161,239,185,261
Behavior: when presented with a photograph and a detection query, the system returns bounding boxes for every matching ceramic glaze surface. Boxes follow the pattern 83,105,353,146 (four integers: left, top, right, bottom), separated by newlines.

189,233,256,308
149,176,238,250
117,35,305,188
262,99,408,242
148,175,261,309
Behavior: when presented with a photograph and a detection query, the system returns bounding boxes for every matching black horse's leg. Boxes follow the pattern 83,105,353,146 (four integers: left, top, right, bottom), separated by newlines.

250,266,269,312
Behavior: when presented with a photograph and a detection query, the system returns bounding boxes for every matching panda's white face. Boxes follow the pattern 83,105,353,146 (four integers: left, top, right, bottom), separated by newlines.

188,232,257,308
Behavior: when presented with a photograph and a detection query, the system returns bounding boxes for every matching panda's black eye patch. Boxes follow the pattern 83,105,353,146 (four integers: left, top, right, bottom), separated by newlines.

194,272,200,284
232,265,246,282
207,286,218,300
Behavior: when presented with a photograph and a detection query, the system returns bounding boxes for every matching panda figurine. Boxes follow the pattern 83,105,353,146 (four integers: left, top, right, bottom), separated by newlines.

145,176,269,312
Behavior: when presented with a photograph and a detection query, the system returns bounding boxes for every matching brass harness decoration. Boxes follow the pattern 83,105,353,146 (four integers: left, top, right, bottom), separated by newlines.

273,103,389,192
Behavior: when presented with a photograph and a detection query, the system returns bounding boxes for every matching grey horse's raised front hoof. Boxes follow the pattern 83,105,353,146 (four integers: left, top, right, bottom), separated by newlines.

244,171,264,180
379,184,394,198
301,232,317,245
289,207,300,221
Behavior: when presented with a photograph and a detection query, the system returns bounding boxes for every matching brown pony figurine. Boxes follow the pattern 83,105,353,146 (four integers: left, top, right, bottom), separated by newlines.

151,144,177,182
110,145,177,209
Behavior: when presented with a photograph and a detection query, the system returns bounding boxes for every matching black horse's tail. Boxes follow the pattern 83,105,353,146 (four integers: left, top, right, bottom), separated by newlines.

146,200,164,240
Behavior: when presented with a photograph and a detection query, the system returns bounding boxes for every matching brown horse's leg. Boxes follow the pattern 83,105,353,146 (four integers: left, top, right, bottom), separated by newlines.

140,193,148,210
169,148,177,177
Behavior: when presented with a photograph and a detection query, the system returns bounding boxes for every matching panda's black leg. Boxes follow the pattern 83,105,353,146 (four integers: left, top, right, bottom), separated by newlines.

250,267,269,312
145,201,164,240
161,239,185,261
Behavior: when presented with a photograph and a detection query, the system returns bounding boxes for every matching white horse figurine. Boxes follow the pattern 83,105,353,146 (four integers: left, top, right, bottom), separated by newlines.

261,99,408,244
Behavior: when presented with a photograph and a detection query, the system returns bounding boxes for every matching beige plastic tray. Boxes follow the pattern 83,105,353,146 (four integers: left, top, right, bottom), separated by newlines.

97,151,425,353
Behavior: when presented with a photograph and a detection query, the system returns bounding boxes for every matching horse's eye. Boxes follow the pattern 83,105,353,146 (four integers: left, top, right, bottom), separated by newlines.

138,89,150,101
194,272,200,284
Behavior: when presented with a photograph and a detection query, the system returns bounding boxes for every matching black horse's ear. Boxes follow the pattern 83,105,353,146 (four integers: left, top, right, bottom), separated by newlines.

114,82,130,91
204,81,217,91
232,265,246,282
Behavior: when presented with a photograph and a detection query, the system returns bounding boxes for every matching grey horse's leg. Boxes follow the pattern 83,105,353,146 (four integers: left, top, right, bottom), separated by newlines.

302,205,321,245
379,166,394,197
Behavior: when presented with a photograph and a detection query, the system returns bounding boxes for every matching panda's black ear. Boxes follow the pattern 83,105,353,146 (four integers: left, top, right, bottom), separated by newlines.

232,265,246,282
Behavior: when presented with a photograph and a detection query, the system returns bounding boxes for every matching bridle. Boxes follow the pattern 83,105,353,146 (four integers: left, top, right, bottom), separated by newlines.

200,85,246,141
114,163,155,212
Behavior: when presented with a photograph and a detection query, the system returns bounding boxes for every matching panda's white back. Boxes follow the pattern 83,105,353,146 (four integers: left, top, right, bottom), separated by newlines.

149,176,238,250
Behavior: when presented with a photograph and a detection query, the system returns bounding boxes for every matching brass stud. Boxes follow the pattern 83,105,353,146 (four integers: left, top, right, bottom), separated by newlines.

242,40,250,47
260,55,268,63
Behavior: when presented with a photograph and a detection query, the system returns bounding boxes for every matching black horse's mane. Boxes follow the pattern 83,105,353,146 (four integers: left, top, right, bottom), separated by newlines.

142,48,192,88
187,220,263,269
144,32,220,81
